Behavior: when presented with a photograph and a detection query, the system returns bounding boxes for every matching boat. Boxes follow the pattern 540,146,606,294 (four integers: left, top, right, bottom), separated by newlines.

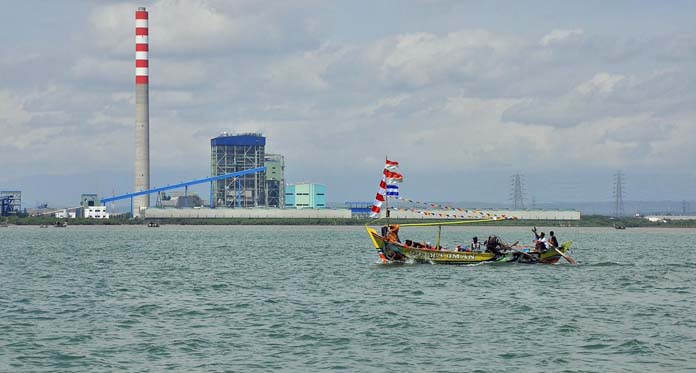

366,224,574,265
147,221,160,228
614,223,626,229
54,221,68,228
365,158,576,265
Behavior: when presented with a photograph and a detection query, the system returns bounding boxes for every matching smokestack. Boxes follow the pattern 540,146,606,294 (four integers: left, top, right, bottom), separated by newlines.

134,7,149,216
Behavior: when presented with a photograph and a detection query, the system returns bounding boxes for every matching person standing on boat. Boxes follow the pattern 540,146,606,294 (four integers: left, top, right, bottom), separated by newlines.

471,236,481,252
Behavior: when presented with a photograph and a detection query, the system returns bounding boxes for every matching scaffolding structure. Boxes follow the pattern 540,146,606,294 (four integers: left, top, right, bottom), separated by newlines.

211,133,266,208
1,191,21,216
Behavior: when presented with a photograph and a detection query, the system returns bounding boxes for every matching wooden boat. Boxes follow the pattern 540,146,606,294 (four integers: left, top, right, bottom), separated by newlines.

366,225,574,265
365,158,576,265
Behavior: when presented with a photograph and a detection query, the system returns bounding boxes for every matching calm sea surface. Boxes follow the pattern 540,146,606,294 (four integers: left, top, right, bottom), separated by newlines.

1,225,695,372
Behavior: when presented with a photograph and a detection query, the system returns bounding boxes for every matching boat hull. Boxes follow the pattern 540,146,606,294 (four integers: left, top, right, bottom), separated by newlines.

366,226,573,265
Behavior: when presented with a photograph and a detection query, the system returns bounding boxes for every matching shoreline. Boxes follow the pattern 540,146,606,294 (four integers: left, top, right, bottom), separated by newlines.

3,215,695,228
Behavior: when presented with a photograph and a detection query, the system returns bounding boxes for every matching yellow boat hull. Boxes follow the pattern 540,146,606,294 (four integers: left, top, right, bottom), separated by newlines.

366,226,573,265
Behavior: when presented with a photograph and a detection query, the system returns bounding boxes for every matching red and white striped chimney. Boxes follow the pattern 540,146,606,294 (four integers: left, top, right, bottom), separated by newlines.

135,8,148,84
133,7,150,216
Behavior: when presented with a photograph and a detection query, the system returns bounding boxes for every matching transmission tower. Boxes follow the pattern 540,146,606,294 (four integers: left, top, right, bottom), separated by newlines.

510,172,526,209
612,170,625,217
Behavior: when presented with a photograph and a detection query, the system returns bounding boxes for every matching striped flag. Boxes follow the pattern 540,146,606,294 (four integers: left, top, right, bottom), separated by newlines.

383,169,403,184
370,159,403,218
385,159,399,171
386,184,399,197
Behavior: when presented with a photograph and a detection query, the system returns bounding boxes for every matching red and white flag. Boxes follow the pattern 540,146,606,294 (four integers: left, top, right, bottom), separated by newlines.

383,169,403,184
370,159,403,218
385,159,399,171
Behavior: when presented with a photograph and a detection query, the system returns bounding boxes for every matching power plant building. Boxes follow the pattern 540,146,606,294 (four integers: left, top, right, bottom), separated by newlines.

265,153,285,208
285,183,326,209
1,191,21,216
211,133,267,208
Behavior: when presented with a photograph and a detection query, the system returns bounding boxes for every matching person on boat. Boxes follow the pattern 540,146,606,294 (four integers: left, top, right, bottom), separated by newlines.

386,224,401,243
471,236,481,252
532,227,548,252
548,231,559,249
484,235,503,255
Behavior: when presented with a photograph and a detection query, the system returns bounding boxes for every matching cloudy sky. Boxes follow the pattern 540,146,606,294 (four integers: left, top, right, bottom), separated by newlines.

1,0,695,207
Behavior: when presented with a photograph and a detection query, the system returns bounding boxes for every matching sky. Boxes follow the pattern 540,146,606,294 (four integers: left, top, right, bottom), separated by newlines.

1,0,695,208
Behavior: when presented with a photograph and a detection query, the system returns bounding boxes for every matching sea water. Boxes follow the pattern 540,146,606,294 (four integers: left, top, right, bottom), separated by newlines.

1,225,695,372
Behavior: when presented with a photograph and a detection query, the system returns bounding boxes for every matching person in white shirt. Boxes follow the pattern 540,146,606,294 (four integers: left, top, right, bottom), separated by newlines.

532,227,548,252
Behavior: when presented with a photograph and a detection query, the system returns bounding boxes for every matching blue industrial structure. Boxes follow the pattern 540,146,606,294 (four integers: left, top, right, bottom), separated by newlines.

211,133,268,208
1,196,13,216
344,201,373,217
101,167,266,217
211,134,266,147
1,191,21,216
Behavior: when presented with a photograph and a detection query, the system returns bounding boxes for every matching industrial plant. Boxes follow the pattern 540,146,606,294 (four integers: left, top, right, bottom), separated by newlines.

2,6,586,223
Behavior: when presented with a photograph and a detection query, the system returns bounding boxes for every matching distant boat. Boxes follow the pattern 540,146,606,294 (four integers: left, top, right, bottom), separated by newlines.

147,221,160,228
614,223,626,229
54,221,68,228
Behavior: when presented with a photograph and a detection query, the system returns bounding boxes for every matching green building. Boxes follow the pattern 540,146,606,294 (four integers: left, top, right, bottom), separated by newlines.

285,183,326,209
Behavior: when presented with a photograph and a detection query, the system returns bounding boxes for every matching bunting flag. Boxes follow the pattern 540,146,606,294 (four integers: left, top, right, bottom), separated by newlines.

385,159,400,171
387,196,519,220
387,206,517,220
370,159,403,218
383,169,403,184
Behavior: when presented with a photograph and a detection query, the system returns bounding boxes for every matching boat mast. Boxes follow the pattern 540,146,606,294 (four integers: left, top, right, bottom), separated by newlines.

436,224,442,249
385,155,390,227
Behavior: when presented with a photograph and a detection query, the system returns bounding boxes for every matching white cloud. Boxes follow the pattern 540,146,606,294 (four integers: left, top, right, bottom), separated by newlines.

371,30,521,87
0,90,31,125
264,45,347,92
86,0,324,57
71,57,131,82
576,72,626,95
540,29,584,46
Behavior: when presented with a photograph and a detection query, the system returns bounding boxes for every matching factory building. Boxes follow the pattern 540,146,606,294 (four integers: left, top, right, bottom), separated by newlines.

84,206,110,219
265,154,285,208
55,209,77,219
1,191,21,216
211,133,267,208
285,183,326,209
81,194,99,209
156,191,204,208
